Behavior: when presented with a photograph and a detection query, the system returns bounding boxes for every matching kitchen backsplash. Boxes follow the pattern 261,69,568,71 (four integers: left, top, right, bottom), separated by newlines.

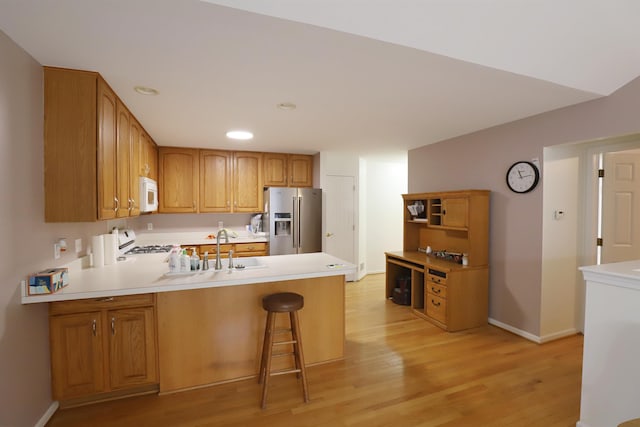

128,213,256,233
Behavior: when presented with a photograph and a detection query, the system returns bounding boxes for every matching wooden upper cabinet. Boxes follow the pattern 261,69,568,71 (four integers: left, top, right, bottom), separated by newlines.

234,151,263,212
441,198,468,228
200,150,232,213
129,119,142,216
97,78,118,220
264,153,288,187
289,154,313,187
403,190,489,267
44,67,152,222
116,100,130,218
158,147,199,213
264,153,314,187
140,132,158,182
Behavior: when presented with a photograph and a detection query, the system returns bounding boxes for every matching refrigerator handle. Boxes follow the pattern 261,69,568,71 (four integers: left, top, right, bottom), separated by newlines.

292,196,297,249
297,195,302,250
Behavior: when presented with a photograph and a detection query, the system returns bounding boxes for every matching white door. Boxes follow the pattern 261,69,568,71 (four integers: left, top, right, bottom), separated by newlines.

324,175,355,274
601,152,640,263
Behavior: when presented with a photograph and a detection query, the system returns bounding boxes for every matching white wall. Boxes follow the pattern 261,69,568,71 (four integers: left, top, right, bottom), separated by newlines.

540,151,580,340
320,150,407,280
364,155,407,273
0,30,110,426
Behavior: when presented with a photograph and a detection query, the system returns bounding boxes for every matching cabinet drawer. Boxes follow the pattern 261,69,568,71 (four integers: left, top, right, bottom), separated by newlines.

235,242,267,253
50,294,155,315
427,282,447,299
427,295,447,324
199,244,233,254
427,273,447,286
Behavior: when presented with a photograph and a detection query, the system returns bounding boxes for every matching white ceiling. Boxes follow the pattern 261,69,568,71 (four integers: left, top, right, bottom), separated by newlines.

1,0,639,156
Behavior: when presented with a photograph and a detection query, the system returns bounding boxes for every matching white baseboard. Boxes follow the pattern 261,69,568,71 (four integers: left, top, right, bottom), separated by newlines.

489,318,579,344
488,318,542,343
35,401,58,427
539,328,578,343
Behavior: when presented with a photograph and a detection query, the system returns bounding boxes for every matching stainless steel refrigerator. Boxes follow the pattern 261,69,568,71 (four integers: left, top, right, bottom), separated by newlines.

263,187,322,255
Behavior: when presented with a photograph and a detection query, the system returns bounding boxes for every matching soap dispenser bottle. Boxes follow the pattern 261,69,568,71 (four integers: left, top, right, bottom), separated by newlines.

190,247,200,270
179,249,190,272
168,247,180,273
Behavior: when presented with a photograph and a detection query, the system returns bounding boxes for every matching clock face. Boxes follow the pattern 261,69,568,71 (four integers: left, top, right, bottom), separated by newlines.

506,161,539,193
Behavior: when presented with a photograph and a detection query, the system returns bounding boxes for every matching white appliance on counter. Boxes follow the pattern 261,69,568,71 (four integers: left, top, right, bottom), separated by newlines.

263,187,322,255
139,177,158,212
117,229,172,255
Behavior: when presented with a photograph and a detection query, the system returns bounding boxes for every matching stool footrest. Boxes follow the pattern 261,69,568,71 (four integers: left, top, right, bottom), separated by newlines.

273,340,297,346
270,368,302,377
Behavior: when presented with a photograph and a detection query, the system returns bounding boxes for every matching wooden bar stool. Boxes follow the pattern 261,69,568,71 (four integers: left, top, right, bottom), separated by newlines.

259,292,309,409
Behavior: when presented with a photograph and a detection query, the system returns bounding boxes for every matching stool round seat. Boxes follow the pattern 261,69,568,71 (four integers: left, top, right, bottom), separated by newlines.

262,292,304,312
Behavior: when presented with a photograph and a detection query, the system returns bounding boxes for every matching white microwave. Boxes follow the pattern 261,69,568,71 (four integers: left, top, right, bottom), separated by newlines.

139,177,158,212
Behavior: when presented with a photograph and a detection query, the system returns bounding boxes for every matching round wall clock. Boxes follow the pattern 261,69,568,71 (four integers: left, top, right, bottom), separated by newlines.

506,161,540,193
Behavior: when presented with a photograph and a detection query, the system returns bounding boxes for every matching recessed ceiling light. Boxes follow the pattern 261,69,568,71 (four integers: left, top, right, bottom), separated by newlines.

134,86,159,96
277,102,297,110
226,130,254,140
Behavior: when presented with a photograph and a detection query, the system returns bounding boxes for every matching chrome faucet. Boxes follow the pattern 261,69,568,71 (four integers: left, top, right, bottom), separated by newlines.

215,229,229,270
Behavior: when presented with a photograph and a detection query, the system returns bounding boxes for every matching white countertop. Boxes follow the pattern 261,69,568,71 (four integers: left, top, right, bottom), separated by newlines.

579,259,640,290
22,252,355,304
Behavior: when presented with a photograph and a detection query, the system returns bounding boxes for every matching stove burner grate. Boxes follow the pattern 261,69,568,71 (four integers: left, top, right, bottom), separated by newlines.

125,245,173,255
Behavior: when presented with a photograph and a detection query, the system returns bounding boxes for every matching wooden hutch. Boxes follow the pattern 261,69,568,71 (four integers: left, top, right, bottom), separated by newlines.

385,190,490,331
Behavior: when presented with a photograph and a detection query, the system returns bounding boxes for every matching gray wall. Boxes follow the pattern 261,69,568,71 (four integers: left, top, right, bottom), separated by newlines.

409,76,640,335
0,31,110,425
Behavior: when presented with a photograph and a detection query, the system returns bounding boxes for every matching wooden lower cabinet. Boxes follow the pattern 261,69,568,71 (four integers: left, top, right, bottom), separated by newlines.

49,312,106,399
385,252,488,332
156,275,345,392
49,295,158,405
108,307,157,390
194,242,268,259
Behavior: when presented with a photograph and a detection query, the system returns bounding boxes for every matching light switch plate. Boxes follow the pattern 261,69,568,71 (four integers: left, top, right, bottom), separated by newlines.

75,238,82,253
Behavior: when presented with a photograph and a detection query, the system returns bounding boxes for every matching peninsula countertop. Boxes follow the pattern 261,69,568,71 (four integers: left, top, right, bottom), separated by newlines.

22,252,355,304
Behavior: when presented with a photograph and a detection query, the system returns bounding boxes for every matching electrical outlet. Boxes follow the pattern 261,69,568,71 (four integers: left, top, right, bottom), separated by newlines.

147,222,153,231
75,238,82,253
54,243,61,259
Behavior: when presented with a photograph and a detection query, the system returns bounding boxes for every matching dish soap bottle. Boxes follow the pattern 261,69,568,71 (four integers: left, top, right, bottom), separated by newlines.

190,247,200,270
179,249,190,272
168,246,180,273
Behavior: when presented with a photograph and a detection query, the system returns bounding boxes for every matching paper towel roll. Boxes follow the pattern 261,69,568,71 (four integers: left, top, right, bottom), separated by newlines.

91,235,105,268
103,234,117,265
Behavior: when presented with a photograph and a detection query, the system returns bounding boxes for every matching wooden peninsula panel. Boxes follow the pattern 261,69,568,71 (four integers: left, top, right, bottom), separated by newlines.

156,275,345,393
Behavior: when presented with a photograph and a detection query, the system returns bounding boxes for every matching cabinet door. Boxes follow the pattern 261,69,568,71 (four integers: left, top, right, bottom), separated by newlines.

289,154,313,187
97,79,118,220
263,153,288,187
233,152,263,212
142,133,158,182
50,312,105,400
108,307,158,390
159,148,199,213
129,119,141,216
442,197,468,228
116,100,130,218
200,150,232,212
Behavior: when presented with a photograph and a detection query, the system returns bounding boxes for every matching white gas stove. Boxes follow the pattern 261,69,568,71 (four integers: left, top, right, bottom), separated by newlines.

117,229,173,255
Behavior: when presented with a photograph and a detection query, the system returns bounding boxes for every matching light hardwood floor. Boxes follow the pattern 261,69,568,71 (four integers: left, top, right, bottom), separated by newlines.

47,273,583,426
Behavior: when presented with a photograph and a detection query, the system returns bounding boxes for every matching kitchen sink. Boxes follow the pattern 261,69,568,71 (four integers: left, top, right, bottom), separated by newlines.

220,257,266,270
